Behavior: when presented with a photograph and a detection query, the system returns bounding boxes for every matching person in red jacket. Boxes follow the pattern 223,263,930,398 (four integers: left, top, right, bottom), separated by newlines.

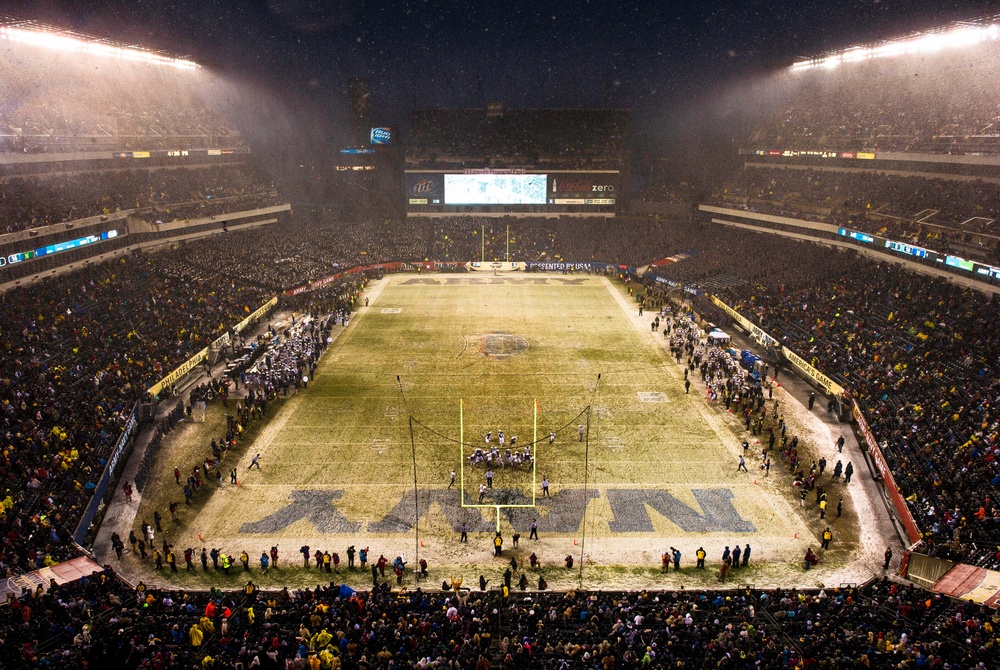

377,554,388,578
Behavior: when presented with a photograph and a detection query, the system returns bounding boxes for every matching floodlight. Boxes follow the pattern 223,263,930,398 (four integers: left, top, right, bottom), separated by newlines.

0,25,199,70
791,19,1000,72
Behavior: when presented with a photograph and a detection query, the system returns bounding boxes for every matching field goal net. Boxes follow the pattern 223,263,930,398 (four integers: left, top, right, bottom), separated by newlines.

459,399,540,522
407,400,591,533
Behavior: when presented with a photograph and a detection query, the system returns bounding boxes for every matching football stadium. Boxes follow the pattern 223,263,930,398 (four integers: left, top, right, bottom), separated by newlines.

2,4,1000,668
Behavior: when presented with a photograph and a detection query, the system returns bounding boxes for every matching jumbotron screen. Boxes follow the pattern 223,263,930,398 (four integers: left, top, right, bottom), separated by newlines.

444,173,548,205
406,171,618,214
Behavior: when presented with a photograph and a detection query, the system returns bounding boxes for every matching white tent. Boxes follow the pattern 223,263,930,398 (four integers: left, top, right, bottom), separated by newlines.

707,329,730,342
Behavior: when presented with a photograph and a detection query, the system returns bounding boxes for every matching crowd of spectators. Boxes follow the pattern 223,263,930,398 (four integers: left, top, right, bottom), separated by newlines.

708,166,1000,264
148,214,704,294
427,217,558,263
635,220,1000,566
754,46,1000,154
0,39,243,155
414,216,692,269
157,218,428,293
635,182,699,204
0,248,273,576
0,163,273,234
3,567,996,669
4,209,1000,578
406,108,630,169
2,196,1000,663
729,270,1000,565
0,211,389,582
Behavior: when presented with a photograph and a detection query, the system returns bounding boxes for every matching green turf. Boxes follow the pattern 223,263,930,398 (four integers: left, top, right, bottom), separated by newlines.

266,277,723,514
129,274,856,590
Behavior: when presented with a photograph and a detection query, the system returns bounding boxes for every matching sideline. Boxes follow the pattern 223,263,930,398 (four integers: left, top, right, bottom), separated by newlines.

93,277,390,573
601,276,902,584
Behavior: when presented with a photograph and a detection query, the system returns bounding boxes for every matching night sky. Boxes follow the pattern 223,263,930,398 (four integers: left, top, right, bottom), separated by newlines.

4,0,1000,177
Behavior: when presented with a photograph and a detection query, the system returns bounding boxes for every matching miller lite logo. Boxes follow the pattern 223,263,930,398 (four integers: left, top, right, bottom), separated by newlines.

409,178,439,195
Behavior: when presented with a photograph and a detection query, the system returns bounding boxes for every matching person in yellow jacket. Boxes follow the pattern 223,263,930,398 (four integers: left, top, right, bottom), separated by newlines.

318,648,335,669
312,628,333,650
247,606,255,625
200,615,215,634
220,553,231,574
189,623,203,646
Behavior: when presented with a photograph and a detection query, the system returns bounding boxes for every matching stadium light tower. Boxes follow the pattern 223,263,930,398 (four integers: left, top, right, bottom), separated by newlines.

0,21,199,70
792,18,1000,72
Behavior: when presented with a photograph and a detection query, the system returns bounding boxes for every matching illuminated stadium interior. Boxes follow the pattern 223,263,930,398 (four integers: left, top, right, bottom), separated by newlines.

2,5,1000,669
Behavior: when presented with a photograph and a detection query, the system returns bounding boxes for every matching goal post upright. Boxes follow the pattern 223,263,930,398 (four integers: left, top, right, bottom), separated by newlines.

458,398,540,514
459,399,465,507
532,397,538,507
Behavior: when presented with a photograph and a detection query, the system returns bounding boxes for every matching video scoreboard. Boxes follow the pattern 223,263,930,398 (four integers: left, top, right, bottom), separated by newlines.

405,170,619,216
837,227,1000,281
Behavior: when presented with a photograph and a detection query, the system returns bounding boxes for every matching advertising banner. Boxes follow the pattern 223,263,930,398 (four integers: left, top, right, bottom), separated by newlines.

73,401,140,544
547,174,618,205
147,348,208,397
780,347,845,397
710,296,780,349
854,404,922,543
240,297,277,330
406,174,443,205
525,261,634,274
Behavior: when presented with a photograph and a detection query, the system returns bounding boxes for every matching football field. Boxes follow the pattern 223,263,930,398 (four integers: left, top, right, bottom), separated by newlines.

140,274,858,589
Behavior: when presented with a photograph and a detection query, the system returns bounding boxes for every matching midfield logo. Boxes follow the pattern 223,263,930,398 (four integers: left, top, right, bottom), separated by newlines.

239,488,756,534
